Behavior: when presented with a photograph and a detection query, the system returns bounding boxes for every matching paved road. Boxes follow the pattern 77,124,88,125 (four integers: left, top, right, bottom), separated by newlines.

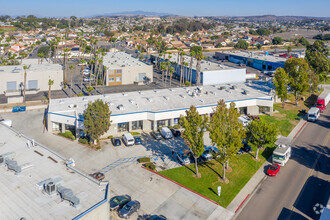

236,108,330,220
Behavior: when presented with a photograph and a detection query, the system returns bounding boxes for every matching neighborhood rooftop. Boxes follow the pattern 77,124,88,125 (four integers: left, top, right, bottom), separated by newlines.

0,124,105,220
49,82,272,116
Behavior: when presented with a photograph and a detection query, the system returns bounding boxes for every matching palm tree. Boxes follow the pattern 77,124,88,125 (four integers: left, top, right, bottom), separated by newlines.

69,65,75,97
103,66,108,95
79,59,86,93
169,66,174,88
160,62,166,87
191,46,203,85
48,79,54,101
88,59,95,87
180,51,186,86
23,65,30,103
63,48,71,82
20,52,27,64
189,48,196,85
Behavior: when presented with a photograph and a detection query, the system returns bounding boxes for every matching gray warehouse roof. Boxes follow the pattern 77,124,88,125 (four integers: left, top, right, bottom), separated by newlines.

154,53,237,72
0,124,105,220
49,82,272,117
216,51,287,63
103,52,151,69
0,63,63,74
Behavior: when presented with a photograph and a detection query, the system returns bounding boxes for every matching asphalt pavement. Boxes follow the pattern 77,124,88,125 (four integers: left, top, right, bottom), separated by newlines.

236,108,330,220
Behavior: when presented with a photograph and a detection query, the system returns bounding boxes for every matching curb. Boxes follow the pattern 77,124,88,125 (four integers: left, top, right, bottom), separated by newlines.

293,121,307,139
141,166,220,206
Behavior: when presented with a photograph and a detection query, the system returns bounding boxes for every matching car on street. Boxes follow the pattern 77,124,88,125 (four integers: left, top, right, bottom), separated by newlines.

109,195,131,211
134,136,142,145
111,137,122,146
118,200,140,218
151,131,162,140
267,164,280,176
176,151,191,165
89,172,105,181
170,128,181,137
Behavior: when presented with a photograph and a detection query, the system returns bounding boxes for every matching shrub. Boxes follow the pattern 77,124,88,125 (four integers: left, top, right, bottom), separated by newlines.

173,124,181,129
79,138,88,145
108,135,113,139
96,146,101,150
139,157,151,163
145,162,156,171
58,131,75,140
130,132,141,136
185,81,191,87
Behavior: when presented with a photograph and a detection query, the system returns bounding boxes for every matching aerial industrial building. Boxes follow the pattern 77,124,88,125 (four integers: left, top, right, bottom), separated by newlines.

47,82,273,136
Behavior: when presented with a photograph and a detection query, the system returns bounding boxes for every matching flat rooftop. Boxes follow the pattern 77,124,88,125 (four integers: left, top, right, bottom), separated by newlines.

103,52,151,69
49,81,272,117
0,63,62,74
217,51,287,63
155,53,236,72
0,124,105,220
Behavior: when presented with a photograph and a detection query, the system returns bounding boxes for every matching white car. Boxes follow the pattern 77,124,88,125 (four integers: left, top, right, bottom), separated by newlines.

239,116,252,127
122,133,135,146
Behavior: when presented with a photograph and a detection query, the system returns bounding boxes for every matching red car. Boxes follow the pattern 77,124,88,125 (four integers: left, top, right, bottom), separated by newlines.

267,164,280,176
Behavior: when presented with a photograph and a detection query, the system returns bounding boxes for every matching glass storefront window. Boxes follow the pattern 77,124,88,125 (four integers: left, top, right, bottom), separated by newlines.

118,122,128,132
132,120,143,130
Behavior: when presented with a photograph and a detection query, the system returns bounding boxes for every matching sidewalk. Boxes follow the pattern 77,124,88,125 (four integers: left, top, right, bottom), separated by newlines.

227,117,308,217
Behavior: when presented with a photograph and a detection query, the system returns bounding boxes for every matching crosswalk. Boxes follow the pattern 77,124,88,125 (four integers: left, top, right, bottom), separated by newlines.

99,154,181,174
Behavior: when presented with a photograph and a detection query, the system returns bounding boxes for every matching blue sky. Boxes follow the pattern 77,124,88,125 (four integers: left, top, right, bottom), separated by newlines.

1,0,329,17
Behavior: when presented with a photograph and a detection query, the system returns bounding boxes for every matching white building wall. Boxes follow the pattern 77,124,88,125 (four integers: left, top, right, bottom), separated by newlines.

203,69,246,85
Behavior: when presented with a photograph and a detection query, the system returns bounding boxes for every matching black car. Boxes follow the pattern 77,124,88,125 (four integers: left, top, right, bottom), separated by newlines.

109,195,131,211
118,200,140,218
151,131,162,140
237,142,252,155
111,137,122,146
170,128,181,137
138,214,167,220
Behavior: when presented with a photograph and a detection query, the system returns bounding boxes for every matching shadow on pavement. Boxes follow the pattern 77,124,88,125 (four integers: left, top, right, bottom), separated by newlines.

277,207,309,220
293,176,330,220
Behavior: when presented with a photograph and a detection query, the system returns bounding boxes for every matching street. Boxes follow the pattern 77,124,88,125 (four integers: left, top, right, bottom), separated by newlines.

236,107,330,220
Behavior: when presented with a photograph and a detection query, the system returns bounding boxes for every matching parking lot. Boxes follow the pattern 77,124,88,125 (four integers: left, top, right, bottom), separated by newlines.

1,109,233,220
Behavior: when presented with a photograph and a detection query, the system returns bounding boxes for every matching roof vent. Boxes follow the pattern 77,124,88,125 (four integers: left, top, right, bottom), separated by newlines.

219,86,226,90
122,93,128,96
163,96,169,101
129,99,135,104
243,89,249,95
179,94,185,98
82,97,87,101
138,91,143,94
59,99,65,104
146,97,152,102
117,104,124,110
45,182,57,196
231,85,237,90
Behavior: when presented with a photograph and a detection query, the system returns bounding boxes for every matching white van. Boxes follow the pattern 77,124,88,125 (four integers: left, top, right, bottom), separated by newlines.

238,116,251,127
160,127,173,139
122,133,135,146
307,107,320,122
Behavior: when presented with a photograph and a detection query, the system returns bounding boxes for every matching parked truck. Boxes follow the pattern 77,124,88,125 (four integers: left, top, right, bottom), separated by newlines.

316,88,330,112
272,144,291,166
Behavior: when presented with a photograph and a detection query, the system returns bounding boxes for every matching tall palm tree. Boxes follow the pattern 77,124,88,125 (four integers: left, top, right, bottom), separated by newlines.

193,46,203,86
69,65,75,97
48,79,54,101
79,59,86,93
169,66,174,88
63,48,71,82
23,65,30,103
160,62,166,87
180,51,186,86
189,48,196,85
88,59,95,87
103,66,108,95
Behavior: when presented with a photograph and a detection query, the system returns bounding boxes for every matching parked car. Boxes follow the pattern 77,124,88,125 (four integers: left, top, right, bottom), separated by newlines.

138,214,167,220
238,116,252,127
151,131,162,140
237,142,252,155
122,133,135,146
176,151,191,165
110,195,131,211
170,128,181,137
134,136,142,145
111,137,122,146
118,200,140,218
200,148,213,162
160,127,173,139
89,172,105,181
267,164,280,176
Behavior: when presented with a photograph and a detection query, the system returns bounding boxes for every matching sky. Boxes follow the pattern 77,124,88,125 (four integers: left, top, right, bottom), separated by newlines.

1,0,329,18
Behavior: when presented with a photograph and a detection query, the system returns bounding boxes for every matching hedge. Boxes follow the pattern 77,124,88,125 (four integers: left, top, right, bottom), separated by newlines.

58,131,75,140
145,162,156,171
139,157,151,163
79,138,89,145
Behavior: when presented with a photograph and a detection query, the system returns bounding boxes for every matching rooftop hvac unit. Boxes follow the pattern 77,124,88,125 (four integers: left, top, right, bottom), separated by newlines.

57,185,80,208
45,181,57,195
117,104,124,110
146,97,152,102
231,85,237,90
0,155,4,164
219,86,226,90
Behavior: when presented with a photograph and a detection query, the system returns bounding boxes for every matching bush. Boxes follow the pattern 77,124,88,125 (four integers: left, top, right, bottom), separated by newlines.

96,146,101,150
130,132,141,136
145,162,156,171
185,81,191,87
173,124,181,129
139,157,151,163
79,138,89,145
58,131,75,140
108,135,113,139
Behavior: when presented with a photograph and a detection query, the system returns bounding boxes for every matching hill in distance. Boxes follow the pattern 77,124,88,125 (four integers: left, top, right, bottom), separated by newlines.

91,10,175,17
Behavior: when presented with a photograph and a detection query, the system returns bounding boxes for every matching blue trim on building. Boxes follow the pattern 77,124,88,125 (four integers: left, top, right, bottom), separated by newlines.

48,112,76,119
72,183,109,220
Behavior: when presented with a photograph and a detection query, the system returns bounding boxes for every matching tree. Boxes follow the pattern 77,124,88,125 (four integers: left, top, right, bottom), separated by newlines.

298,37,309,47
209,100,245,181
285,58,309,106
273,68,290,108
83,99,111,143
169,66,174,88
287,46,292,55
191,46,203,85
246,120,278,160
23,65,30,103
256,27,270,36
272,37,284,45
256,43,262,50
69,65,75,97
48,79,54,101
87,86,94,96
305,40,330,84
179,105,208,177
235,40,249,50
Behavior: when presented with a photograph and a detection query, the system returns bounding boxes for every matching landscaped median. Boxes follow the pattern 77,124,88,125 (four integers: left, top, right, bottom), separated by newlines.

158,145,275,208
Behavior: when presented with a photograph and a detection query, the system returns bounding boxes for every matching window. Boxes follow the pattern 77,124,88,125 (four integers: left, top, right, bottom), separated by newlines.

116,69,122,74
116,77,122,82
28,80,38,90
109,77,115,82
6,81,17,91
259,106,270,113
118,122,128,132
157,120,166,128
239,107,247,115
132,120,143,130
139,73,146,81
174,118,179,125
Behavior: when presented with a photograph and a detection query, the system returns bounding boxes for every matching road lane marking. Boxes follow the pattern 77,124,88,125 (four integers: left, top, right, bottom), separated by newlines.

323,132,330,147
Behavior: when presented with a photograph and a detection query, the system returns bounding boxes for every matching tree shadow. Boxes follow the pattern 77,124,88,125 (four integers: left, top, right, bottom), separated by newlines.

303,94,318,108
277,207,309,220
208,187,218,196
199,161,223,179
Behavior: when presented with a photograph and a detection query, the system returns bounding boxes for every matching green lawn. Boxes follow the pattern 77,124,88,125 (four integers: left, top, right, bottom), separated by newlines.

159,145,275,208
260,104,301,136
